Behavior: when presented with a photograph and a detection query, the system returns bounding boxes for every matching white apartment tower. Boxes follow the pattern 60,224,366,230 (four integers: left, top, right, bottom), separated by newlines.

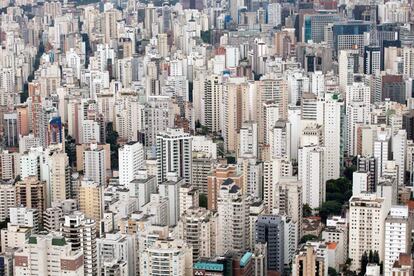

298,146,325,209
239,121,258,158
156,128,192,185
216,179,250,255
384,206,410,275
118,142,144,186
139,238,193,276
203,75,222,133
269,120,291,160
322,94,342,181
14,234,84,276
178,207,217,261
83,143,106,186
374,129,391,180
392,130,407,187
348,194,388,271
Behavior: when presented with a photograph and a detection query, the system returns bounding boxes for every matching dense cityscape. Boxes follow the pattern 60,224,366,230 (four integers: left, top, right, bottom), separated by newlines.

0,0,413,275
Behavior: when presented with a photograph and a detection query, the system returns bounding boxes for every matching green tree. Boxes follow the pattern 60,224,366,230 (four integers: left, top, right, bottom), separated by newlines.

199,193,207,208
360,252,368,276
299,234,318,244
200,30,211,44
372,251,380,265
106,122,119,170
303,204,312,217
319,201,342,222
65,135,77,166
328,267,339,276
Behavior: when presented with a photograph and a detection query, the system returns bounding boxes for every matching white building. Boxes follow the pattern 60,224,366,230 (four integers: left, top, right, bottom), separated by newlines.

14,234,84,276
128,170,156,210
269,120,291,160
97,232,135,275
298,145,325,209
156,128,192,185
178,207,217,261
348,194,389,271
374,129,391,180
239,122,258,158
352,171,369,196
322,94,342,181
158,175,184,226
384,205,410,275
192,136,217,159
139,238,193,276
119,142,144,186
216,179,250,255
392,130,407,187
9,207,39,231
83,143,106,186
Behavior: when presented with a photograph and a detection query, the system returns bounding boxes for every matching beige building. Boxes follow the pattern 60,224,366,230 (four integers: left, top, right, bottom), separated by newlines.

207,164,243,211
0,182,15,221
79,180,103,224
223,78,250,152
48,151,70,205
292,243,327,276
15,177,46,223
178,207,217,261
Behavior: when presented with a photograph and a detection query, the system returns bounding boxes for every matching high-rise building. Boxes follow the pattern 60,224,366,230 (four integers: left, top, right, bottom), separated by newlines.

298,146,325,209
384,206,410,275
374,129,391,180
97,232,135,275
239,122,258,158
61,212,97,276
263,158,293,212
156,128,192,185
119,142,144,186
178,207,217,261
203,75,222,133
128,170,157,210
216,179,250,255
159,175,184,226
140,238,193,276
43,207,63,232
0,182,15,221
9,207,39,232
255,215,284,274
15,177,46,224
348,194,388,271
103,8,121,43
0,150,19,181
269,120,291,160
364,46,382,75
274,177,303,240
47,150,70,206
338,49,361,94
392,130,407,187
14,234,84,275
83,143,106,186
78,180,103,224
192,152,215,195
292,243,328,276
179,184,199,217
322,94,343,181
207,164,243,211
357,155,378,192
